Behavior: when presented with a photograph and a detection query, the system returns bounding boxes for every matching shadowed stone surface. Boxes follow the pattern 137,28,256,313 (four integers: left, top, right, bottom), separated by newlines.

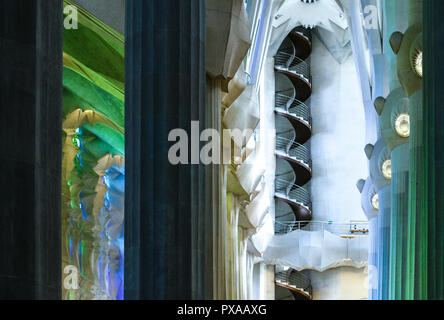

422,0,444,300
0,0,63,299
125,0,208,299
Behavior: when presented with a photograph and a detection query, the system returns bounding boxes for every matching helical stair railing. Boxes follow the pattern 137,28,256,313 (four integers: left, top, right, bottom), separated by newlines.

275,178,311,212
275,52,311,84
275,91,312,128
275,269,312,300
276,136,311,169
274,26,313,220
277,37,297,69
274,25,312,103
274,27,313,286
274,210,297,235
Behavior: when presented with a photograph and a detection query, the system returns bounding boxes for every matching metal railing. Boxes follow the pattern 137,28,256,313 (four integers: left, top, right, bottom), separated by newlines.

276,135,312,168
274,220,370,236
275,92,312,126
278,38,296,69
275,89,296,110
274,215,296,235
275,211,295,221
275,51,311,83
275,270,312,298
275,178,311,209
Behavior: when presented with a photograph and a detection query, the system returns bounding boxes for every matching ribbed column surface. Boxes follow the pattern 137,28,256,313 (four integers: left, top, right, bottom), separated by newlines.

406,91,425,299
378,186,391,300
0,0,63,299
422,0,444,300
124,0,208,299
389,144,409,300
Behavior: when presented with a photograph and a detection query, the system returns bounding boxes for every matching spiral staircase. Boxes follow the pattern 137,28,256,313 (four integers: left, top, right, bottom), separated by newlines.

276,269,312,300
274,26,313,234
273,26,313,300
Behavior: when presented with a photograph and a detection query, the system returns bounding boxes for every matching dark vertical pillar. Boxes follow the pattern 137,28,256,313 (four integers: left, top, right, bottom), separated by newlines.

0,0,63,299
125,0,208,299
423,0,444,300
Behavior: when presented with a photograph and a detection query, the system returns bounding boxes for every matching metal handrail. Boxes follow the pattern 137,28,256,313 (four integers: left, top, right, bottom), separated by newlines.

275,88,296,111
274,220,370,236
280,37,296,51
276,136,311,168
275,51,311,82
275,220,296,235
278,38,296,69
275,93,312,126
275,178,311,208
275,270,312,297
275,211,295,221
276,89,295,96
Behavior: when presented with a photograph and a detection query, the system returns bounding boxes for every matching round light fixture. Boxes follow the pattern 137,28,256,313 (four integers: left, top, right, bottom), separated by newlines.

414,51,423,78
371,193,379,211
382,159,392,180
395,113,410,138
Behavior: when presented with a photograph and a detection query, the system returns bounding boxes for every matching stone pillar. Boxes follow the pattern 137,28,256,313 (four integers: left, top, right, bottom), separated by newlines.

205,76,223,299
368,216,379,300
366,139,391,300
358,177,379,300
406,89,425,300
374,88,410,299
205,0,251,300
124,0,208,299
0,0,63,299
388,0,424,300
377,186,391,300
390,143,410,299
423,0,444,300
